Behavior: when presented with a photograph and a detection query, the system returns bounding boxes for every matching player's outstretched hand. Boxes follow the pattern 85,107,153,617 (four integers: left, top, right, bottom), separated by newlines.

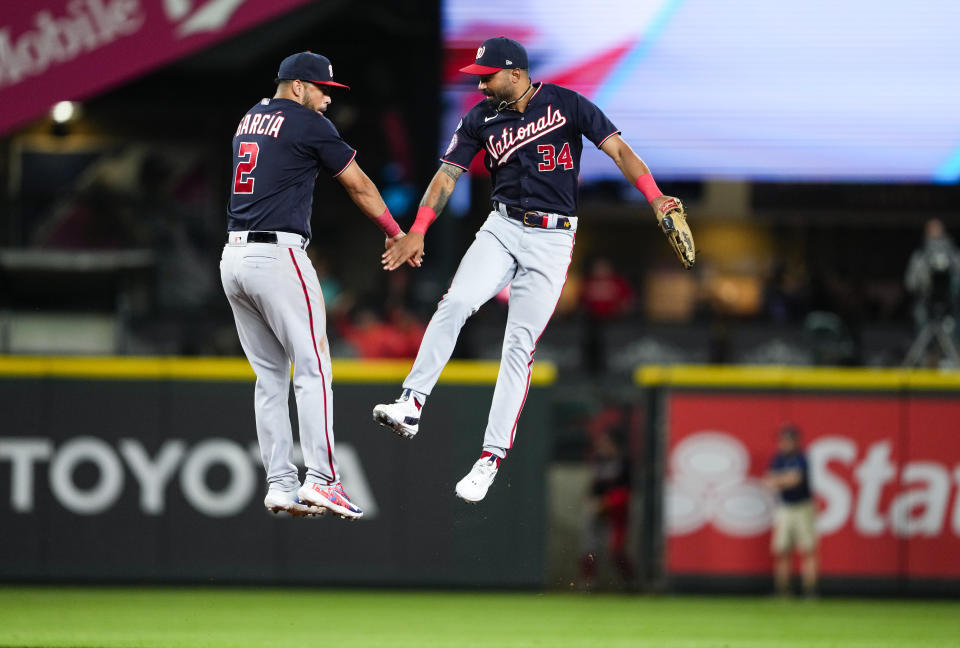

382,232,424,271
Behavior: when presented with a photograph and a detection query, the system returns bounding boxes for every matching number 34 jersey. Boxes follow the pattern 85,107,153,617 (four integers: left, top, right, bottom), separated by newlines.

441,82,620,217
226,97,356,240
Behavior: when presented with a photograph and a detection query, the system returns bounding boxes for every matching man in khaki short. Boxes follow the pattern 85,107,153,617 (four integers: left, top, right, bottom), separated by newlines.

764,424,818,596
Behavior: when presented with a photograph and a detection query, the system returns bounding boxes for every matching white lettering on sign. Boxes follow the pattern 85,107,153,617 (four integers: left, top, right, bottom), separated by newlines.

179,438,256,518
119,439,185,515
0,437,378,519
666,431,960,539
49,437,124,515
0,0,253,91
0,439,52,512
169,0,247,37
0,0,145,90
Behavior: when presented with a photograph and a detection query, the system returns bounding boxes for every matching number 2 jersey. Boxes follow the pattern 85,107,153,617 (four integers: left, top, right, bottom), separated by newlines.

441,82,620,217
226,97,357,240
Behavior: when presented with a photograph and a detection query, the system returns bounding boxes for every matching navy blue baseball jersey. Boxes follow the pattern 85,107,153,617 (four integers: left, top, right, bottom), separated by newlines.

769,452,812,504
227,97,356,239
440,82,620,216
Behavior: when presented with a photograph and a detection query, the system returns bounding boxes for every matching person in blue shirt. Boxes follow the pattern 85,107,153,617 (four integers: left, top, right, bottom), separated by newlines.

765,423,818,596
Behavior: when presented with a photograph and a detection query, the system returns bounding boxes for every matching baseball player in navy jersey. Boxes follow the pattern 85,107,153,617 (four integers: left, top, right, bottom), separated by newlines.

222,52,413,519
374,37,689,503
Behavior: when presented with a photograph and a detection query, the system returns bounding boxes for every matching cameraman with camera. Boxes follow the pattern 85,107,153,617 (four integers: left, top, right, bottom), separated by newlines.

904,219,960,367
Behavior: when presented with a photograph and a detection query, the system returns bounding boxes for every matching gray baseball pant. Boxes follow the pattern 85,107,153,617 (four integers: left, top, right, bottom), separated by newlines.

404,212,575,455
220,232,338,490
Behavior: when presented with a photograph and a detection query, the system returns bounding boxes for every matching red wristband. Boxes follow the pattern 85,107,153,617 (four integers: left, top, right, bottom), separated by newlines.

409,205,436,236
635,173,663,203
373,207,402,238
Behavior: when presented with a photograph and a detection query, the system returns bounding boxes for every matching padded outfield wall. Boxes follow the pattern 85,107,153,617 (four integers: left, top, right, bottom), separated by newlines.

4,357,960,593
0,357,553,586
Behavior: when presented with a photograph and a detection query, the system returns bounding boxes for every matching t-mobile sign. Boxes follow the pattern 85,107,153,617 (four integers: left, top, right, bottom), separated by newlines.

0,0,314,135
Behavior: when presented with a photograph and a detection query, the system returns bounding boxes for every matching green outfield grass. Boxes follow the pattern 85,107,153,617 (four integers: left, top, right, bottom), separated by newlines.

1,588,958,648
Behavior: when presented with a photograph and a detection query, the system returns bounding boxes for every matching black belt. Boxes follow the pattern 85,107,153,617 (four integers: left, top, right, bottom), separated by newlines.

226,231,307,248
246,231,278,244
497,203,573,230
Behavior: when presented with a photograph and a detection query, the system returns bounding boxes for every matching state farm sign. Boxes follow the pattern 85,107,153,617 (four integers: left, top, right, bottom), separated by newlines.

664,393,960,579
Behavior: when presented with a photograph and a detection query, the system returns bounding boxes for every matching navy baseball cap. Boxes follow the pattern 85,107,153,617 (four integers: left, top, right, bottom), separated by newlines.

276,51,350,89
459,37,528,75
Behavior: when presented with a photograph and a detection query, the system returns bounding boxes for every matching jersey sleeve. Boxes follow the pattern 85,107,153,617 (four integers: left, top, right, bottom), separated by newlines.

303,116,357,177
576,92,621,149
439,114,483,171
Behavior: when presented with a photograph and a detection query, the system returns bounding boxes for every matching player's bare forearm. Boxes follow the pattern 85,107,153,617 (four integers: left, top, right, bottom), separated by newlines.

382,164,463,271
419,163,463,215
336,162,417,270
336,162,389,221
600,134,650,187
601,135,677,218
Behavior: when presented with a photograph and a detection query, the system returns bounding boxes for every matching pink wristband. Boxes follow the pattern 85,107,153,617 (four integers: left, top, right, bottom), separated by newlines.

635,173,663,203
409,205,436,236
373,207,402,238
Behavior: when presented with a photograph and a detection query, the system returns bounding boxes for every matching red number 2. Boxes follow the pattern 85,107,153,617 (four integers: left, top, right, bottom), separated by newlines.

537,142,574,172
233,142,259,194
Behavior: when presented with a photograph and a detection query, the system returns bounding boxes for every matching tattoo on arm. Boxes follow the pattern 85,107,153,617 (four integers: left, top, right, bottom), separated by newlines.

439,163,465,182
420,186,451,214
419,163,462,213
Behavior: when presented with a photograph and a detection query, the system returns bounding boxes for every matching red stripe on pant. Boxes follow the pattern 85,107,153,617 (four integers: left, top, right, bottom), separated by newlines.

288,248,336,482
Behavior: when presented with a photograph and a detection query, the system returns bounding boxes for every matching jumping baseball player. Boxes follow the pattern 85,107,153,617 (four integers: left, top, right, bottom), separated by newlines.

222,52,410,519
375,37,694,503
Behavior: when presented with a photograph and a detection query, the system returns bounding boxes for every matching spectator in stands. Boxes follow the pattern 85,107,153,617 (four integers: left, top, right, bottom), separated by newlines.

904,218,960,330
764,423,818,597
336,304,424,359
763,261,807,323
580,257,634,374
579,428,635,589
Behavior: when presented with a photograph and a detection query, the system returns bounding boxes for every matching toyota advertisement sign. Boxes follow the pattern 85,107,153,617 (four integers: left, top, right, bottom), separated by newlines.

0,361,551,586
664,392,960,582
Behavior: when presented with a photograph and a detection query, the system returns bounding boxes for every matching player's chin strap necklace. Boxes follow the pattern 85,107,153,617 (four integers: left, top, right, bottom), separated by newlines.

497,83,534,112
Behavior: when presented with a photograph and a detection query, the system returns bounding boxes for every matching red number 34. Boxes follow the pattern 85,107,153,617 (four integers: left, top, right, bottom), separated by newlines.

537,142,574,172
233,141,259,194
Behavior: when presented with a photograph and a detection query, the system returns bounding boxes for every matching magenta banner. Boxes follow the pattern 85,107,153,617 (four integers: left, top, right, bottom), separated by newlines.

0,0,314,135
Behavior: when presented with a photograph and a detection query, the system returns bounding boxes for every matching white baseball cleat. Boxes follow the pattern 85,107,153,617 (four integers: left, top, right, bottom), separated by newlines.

263,487,325,517
297,481,364,520
455,456,499,503
372,388,422,438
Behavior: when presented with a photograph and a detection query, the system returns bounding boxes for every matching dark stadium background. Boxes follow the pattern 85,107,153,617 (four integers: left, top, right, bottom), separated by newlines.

2,0,960,612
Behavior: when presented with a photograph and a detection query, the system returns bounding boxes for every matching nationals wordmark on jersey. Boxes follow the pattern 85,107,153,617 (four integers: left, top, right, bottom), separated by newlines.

485,104,567,164
442,82,619,216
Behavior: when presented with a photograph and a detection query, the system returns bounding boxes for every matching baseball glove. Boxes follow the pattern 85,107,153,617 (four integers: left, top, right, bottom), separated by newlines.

656,197,695,269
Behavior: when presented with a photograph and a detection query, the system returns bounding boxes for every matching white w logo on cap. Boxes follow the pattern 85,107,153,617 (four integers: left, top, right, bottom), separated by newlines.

476,46,485,59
